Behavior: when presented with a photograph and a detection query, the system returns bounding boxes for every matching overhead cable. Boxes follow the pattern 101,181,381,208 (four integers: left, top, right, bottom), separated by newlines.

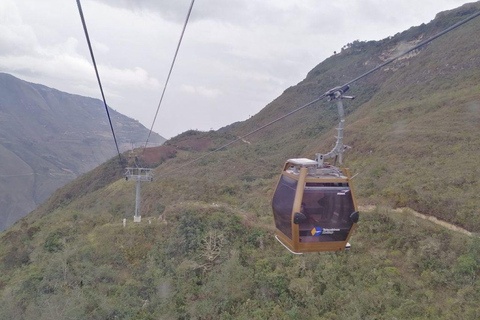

157,9,480,177
143,0,196,150
76,0,122,161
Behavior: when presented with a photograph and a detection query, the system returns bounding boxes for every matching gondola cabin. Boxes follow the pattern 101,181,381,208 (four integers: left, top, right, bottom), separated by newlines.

272,158,359,253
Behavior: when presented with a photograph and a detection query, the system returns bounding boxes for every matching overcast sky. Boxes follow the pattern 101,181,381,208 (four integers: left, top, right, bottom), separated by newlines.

0,0,470,139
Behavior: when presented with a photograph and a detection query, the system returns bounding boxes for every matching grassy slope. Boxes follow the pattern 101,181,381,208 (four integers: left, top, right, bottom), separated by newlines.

1,3,480,319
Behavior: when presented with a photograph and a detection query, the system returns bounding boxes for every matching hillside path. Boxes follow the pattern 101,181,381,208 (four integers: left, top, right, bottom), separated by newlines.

359,205,473,237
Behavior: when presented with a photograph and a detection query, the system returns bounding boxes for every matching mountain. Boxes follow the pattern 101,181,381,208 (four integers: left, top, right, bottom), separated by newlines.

0,73,165,231
0,3,479,319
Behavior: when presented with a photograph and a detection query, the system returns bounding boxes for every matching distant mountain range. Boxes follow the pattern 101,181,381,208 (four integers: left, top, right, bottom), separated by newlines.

0,73,165,230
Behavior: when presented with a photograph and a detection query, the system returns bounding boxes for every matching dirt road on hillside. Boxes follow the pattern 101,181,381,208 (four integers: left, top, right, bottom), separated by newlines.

359,205,473,237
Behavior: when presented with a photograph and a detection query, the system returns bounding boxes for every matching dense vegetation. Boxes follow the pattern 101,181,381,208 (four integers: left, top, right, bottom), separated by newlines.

1,2,480,319
1,187,479,319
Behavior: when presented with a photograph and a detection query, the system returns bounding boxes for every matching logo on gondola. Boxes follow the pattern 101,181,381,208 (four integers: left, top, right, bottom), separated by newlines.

311,227,322,236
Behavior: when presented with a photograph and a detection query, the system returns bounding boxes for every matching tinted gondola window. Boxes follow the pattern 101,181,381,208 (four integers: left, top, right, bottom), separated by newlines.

298,186,355,243
272,175,297,239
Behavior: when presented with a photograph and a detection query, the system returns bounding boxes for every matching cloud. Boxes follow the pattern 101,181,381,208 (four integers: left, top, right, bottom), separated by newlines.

92,41,110,55
0,0,38,55
181,85,222,98
92,0,248,24
0,37,160,88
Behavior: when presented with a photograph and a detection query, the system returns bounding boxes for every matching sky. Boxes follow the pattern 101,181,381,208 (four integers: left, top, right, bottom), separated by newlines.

0,0,471,140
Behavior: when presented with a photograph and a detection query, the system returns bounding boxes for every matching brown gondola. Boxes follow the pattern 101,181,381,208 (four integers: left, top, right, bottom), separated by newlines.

271,86,359,253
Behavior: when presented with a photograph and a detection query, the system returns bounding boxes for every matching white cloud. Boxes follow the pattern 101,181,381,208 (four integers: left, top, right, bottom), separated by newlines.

0,0,38,55
181,85,222,98
0,38,160,93
92,41,110,55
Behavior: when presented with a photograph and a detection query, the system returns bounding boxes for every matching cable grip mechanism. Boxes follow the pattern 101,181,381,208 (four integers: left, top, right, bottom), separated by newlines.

315,86,355,167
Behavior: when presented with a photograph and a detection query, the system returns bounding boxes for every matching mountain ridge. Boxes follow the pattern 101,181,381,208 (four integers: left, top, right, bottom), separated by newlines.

0,72,165,230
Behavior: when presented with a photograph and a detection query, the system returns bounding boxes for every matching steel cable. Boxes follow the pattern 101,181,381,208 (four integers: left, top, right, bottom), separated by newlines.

143,0,196,151
76,0,122,161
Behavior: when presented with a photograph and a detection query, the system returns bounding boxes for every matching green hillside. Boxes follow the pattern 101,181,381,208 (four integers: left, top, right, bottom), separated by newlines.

1,2,480,319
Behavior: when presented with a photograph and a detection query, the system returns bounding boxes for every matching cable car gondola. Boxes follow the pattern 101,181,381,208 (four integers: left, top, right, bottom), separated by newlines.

272,86,359,253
